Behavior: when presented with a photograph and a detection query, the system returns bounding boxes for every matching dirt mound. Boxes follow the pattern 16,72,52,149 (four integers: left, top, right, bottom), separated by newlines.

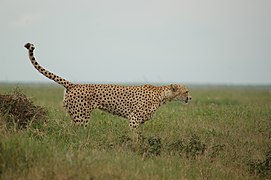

0,90,47,128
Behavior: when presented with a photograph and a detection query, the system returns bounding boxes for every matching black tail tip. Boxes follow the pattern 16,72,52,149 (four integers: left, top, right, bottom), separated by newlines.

24,43,35,51
24,43,31,49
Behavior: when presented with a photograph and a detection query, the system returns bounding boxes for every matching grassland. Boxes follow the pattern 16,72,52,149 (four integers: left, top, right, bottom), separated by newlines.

0,83,271,179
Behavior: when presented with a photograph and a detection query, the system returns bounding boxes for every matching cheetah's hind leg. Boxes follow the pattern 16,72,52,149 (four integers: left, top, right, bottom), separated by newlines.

72,111,91,127
65,103,92,127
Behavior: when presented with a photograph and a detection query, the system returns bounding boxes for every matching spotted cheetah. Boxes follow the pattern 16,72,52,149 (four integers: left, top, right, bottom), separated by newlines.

24,43,192,131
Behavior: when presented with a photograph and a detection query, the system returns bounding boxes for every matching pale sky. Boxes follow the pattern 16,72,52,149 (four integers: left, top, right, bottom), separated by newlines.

0,0,271,85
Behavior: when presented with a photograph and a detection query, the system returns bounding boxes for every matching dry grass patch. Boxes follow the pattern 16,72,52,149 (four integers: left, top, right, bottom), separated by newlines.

0,89,47,128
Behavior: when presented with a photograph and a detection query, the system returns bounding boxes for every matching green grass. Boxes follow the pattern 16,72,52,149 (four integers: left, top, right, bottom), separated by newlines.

0,83,271,179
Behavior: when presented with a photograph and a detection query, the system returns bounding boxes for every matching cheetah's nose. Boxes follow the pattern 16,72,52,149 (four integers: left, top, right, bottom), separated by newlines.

185,96,192,103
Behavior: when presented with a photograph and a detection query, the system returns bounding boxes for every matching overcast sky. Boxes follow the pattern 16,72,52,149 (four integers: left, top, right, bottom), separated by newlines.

0,0,270,85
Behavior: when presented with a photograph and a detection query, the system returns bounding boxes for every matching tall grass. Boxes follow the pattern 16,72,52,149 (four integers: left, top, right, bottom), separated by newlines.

0,84,271,179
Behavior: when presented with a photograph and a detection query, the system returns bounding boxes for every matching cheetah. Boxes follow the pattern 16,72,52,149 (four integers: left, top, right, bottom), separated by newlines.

24,43,192,132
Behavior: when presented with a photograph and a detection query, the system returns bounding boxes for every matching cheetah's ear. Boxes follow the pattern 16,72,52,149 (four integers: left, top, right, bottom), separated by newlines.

170,84,178,92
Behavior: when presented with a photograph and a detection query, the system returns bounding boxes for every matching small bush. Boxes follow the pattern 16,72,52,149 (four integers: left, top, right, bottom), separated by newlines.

117,134,162,158
185,134,206,158
0,90,47,128
144,136,162,157
167,134,207,159
248,148,271,178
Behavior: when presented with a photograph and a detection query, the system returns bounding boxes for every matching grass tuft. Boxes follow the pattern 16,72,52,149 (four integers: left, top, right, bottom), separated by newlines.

248,147,271,178
0,88,47,129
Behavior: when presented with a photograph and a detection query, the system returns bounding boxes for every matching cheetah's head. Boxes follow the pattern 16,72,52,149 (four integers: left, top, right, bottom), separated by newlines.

166,84,192,103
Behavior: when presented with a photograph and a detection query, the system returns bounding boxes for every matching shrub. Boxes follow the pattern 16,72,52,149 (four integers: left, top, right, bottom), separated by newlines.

0,90,47,128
